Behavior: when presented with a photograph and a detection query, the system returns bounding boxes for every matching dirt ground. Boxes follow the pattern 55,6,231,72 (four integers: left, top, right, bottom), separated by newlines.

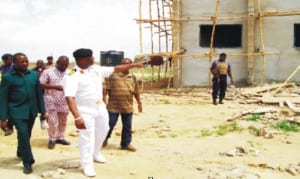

0,87,300,179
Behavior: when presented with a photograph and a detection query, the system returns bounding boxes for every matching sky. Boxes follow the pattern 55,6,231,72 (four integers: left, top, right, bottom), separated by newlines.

0,0,148,62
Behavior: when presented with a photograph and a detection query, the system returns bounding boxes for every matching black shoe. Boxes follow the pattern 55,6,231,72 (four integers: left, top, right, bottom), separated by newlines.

102,138,108,148
4,128,13,136
219,99,224,104
23,164,32,174
213,99,217,105
55,139,71,145
121,145,137,152
48,140,55,149
17,151,21,158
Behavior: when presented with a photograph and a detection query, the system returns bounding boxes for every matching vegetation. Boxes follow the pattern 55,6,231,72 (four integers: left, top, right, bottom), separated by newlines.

197,129,214,137
169,122,243,138
162,99,171,104
272,121,299,133
215,122,243,136
244,114,261,121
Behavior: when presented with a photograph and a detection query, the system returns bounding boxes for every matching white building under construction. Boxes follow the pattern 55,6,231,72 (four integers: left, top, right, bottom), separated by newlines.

136,0,300,87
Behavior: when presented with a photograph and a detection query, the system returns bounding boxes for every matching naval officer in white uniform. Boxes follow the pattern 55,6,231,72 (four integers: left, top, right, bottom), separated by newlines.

63,48,143,177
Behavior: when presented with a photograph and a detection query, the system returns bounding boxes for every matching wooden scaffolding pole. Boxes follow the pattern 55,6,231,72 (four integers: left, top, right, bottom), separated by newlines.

208,0,220,87
149,0,154,53
138,0,145,91
272,65,300,96
257,0,266,85
156,0,161,52
139,0,143,55
164,0,173,88
247,0,255,85
162,0,169,52
172,0,182,87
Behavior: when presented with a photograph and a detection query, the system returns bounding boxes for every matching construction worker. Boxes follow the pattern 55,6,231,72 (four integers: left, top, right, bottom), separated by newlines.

210,53,234,105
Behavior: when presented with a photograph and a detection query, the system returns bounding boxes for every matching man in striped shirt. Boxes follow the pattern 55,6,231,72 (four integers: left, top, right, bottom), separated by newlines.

103,58,142,152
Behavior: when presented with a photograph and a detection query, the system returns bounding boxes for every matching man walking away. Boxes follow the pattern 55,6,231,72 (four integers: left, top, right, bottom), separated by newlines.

210,53,234,105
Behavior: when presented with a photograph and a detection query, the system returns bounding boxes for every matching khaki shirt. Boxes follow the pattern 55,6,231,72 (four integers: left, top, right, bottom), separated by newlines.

105,72,139,113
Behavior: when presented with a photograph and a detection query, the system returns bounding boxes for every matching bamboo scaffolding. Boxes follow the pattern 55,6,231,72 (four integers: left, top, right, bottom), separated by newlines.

136,0,300,88
272,65,300,96
208,0,220,88
257,0,266,85
164,0,173,89
175,52,279,59
262,10,300,17
247,0,255,85
135,10,300,23
149,0,154,54
135,16,250,23
138,0,145,91
156,0,161,52
161,1,169,52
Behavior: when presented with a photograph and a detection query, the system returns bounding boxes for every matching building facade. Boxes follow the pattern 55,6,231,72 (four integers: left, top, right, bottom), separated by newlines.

175,0,300,87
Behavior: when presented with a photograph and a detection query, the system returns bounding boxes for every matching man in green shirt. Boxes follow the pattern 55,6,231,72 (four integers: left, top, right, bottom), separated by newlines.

0,52,48,174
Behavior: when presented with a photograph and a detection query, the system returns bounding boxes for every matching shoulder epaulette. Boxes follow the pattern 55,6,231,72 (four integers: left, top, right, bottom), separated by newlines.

68,69,77,76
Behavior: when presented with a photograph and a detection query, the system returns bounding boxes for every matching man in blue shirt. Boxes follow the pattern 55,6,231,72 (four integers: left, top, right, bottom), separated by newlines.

0,53,14,135
210,53,234,105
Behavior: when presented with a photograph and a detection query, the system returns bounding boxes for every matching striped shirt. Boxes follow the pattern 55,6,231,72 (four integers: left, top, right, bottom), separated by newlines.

105,72,139,113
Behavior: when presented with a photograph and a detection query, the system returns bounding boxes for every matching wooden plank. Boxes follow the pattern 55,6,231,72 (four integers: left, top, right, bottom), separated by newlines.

227,107,276,122
285,100,300,113
242,83,294,96
261,93,300,104
272,65,300,96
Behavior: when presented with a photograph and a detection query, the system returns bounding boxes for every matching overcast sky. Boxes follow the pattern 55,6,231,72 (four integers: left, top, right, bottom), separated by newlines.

0,0,146,62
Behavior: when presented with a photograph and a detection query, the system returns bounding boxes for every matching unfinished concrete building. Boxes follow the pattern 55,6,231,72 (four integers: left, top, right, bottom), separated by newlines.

136,0,300,87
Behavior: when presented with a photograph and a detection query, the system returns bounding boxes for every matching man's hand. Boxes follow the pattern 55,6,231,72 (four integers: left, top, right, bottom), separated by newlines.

134,62,144,68
0,120,8,132
42,113,49,120
75,118,86,129
56,85,64,91
230,78,234,85
138,103,143,113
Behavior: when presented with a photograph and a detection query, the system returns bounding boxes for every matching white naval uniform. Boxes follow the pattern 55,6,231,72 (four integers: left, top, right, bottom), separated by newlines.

63,64,114,170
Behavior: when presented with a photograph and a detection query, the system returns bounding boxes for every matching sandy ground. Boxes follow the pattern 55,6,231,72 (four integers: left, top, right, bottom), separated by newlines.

0,87,300,179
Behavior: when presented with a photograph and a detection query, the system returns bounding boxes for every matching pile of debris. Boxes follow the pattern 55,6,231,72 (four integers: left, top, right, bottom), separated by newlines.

226,82,300,120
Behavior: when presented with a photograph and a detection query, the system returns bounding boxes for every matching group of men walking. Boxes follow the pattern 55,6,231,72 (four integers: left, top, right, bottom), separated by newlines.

0,49,144,177
0,49,233,177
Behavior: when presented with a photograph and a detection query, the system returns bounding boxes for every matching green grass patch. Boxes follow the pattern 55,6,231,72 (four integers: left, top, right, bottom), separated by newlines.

244,114,261,121
272,121,299,133
197,129,213,138
168,123,243,139
162,99,171,104
169,132,178,138
215,122,243,136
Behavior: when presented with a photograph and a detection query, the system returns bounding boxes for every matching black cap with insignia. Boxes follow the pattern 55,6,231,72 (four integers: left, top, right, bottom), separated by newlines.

73,48,93,59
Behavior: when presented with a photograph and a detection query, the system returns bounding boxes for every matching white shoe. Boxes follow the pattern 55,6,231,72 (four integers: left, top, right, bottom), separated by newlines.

83,166,96,177
94,154,106,163
41,120,49,130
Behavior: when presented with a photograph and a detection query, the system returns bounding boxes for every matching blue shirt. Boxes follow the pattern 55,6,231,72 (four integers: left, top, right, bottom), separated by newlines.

0,64,13,74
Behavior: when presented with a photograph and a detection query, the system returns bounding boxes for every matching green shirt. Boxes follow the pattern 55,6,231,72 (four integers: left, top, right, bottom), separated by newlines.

0,68,46,120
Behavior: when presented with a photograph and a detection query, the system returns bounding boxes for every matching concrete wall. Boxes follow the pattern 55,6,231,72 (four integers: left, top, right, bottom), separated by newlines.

254,0,300,82
179,0,300,87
